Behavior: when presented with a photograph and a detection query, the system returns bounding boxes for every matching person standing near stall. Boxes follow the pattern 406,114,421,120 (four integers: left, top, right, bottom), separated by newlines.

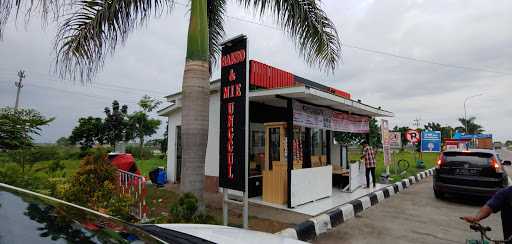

361,141,376,188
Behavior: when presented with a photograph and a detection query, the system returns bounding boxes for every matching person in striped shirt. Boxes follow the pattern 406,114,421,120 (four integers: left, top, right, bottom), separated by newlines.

361,141,376,188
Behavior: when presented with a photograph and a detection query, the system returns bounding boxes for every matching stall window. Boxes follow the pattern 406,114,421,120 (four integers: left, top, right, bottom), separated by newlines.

311,128,326,156
310,128,327,167
269,127,281,163
249,123,265,176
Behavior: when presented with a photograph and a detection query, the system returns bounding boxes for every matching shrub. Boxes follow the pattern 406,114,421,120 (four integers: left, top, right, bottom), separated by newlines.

125,145,153,159
168,193,218,224
0,164,56,194
58,148,132,220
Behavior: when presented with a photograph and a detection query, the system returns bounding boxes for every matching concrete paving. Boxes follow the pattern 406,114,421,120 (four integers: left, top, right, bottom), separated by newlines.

315,150,512,244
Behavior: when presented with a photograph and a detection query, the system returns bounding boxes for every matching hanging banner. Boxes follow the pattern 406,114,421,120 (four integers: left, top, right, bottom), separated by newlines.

292,101,369,133
219,35,247,191
381,119,391,166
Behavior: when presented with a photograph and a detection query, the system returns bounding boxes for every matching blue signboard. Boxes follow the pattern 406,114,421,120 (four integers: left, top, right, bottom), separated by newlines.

453,132,492,140
421,131,441,152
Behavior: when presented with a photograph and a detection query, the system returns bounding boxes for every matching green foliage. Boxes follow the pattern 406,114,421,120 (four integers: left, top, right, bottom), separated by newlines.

58,148,132,219
333,132,364,146
103,101,133,147
48,160,65,173
168,193,217,224
138,95,162,113
368,118,381,148
0,107,54,150
424,122,442,131
128,95,162,159
456,117,484,134
125,145,153,160
0,164,58,195
69,116,105,151
56,137,71,146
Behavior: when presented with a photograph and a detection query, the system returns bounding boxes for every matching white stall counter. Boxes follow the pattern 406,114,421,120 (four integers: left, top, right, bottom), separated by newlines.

290,165,332,207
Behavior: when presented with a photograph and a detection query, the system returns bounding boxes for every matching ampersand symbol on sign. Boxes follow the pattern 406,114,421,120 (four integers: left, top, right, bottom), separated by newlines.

228,69,236,81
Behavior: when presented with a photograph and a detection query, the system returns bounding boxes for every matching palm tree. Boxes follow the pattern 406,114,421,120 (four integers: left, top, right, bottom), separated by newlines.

0,0,341,199
456,117,484,134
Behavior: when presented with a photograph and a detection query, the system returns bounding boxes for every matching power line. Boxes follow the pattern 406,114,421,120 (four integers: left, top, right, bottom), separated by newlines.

0,71,168,102
173,1,512,76
0,68,171,97
0,80,140,104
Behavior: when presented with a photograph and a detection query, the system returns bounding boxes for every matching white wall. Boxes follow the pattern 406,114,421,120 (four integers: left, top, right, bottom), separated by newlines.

166,109,182,183
165,91,221,183
290,166,332,207
205,92,220,177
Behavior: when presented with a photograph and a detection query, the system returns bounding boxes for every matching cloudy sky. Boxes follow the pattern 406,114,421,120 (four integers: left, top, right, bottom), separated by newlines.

1,0,511,143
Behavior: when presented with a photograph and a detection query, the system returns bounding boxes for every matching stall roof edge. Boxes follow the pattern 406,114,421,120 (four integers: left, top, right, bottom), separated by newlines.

160,84,392,118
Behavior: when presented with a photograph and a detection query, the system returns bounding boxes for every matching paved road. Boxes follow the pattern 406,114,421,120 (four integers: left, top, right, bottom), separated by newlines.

315,150,512,244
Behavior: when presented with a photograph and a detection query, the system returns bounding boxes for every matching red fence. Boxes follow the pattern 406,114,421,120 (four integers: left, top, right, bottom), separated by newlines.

117,169,148,221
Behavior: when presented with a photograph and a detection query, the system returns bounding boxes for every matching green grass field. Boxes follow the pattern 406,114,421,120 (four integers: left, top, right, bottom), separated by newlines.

2,157,166,179
349,149,439,182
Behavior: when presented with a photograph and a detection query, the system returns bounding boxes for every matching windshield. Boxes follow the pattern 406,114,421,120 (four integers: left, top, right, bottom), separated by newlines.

442,151,494,167
0,186,162,244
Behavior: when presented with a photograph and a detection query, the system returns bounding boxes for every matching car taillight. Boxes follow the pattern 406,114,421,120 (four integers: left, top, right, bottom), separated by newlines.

436,155,445,169
491,157,503,173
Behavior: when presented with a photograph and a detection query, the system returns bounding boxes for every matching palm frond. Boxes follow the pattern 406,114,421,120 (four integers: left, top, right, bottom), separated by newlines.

54,0,173,81
237,0,341,71
207,0,226,71
0,0,64,40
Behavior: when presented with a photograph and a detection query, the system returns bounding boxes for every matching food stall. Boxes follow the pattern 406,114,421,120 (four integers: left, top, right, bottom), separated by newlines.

247,60,393,208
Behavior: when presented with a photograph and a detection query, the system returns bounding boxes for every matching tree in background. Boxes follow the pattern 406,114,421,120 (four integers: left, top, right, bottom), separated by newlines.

0,107,54,150
368,118,382,148
128,96,162,159
456,117,484,134
56,137,71,146
1,0,341,200
0,107,54,172
424,122,441,131
506,140,512,148
333,132,364,146
440,126,454,141
103,101,132,147
424,122,454,142
69,117,105,151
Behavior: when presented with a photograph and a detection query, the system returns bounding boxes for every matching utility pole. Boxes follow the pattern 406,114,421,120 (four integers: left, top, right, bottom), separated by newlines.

14,70,26,109
413,117,421,129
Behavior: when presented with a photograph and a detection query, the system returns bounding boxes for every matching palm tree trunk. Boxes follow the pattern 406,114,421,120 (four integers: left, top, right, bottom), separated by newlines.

180,0,209,199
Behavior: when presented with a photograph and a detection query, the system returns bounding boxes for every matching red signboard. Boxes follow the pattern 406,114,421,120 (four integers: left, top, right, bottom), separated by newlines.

406,130,420,144
249,60,352,100
219,36,247,191
249,60,295,89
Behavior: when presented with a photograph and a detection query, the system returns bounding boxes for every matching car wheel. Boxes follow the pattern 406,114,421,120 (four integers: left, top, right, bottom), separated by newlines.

434,190,444,199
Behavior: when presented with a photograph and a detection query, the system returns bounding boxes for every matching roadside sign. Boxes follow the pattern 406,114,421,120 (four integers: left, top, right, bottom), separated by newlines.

421,131,441,152
406,130,420,144
219,35,248,191
219,35,249,229
389,132,402,149
381,120,391,166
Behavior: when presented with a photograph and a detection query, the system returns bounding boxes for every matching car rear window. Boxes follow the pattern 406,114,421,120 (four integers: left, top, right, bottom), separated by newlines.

442,151,494,167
